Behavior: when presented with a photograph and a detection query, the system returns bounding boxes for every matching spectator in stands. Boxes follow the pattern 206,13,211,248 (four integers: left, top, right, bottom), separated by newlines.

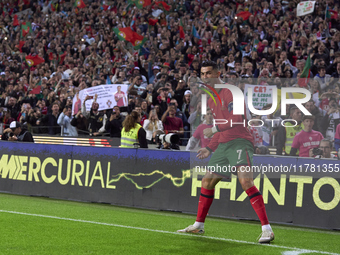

314,66,332,92
81,94,106,136
143,109,163,144
276,107,303,156
39,102,61,135
161,104,184,135
2,109,14,127
121,110,147,148
321,97,340,140
188,101,203,134
71,110,88,136
57,106,77,136
105,106,125,138
290,115,324,157
303,99,326,134
128,75,146,97
186,108,213,151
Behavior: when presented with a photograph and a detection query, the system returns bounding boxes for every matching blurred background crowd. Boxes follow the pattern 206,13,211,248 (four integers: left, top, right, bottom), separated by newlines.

0,0,340,157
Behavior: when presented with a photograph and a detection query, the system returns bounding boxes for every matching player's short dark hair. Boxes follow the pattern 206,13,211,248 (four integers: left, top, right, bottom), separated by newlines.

201,60,218,71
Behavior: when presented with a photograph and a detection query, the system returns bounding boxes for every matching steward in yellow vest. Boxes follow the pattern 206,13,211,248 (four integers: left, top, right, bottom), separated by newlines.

121,123,142,147
120,111,148,148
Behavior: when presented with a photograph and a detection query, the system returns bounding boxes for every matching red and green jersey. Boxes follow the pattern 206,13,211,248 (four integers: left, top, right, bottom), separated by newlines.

206,87,254,151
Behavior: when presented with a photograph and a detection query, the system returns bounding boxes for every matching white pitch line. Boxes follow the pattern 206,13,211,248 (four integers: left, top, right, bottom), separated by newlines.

0,209,338,255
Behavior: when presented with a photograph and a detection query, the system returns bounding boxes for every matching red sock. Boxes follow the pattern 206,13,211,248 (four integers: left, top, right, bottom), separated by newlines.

246,186,269,226
196,187,214,222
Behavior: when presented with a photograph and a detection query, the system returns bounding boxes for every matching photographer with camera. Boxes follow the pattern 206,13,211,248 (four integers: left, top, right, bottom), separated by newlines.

153,130,180,150
1,121,34,142
290,115,324,157
309,138,337,158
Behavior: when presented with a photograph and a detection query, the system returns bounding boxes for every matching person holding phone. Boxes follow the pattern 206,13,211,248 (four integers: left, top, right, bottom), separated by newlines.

105,106,125,138
143,109,163,144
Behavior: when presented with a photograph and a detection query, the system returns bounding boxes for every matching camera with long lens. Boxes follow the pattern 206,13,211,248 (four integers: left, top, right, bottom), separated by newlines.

313,148,323,156
155,133,180,145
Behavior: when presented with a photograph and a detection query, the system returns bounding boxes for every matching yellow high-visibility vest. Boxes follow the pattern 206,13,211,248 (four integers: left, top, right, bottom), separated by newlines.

120,124,142,148
284,122,304,155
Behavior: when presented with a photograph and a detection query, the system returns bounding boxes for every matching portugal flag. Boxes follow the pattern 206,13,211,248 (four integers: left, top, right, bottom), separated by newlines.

155,1,171,11
21,21,32,38
113,27,147,50
179,19,185,39
326,6,338,19
298,55,311,88
25,55,45,67
74,0,86,8
59,52,67,65
130,0,152,9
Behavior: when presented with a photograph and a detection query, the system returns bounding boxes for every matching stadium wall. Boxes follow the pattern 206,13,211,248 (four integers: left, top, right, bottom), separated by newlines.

0,142,339,230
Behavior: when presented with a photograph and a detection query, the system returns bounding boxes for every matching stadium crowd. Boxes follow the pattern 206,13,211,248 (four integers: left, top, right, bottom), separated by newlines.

0,0,340,157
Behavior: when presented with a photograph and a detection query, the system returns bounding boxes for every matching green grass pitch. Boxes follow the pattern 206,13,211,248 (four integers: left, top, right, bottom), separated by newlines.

0,193,339,255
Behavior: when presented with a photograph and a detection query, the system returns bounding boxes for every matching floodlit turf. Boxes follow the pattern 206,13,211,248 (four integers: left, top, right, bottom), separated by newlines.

0,193,339,255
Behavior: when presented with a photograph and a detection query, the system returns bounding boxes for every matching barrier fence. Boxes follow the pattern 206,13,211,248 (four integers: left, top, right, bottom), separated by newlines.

0,141,339,230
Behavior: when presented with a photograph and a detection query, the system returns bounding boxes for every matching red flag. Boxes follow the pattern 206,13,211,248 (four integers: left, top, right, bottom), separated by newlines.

19,41,25,52
155,1,171,11
236,11,252,21
13,14,19,26
148,18,158,26
25,55,45,67
29,86,41,95
48,52,54,60
51,3,56,12
23,0,30,5
179,19,185,39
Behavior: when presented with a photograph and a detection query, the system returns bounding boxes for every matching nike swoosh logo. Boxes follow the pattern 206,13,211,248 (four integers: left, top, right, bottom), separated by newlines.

236,160,243,164
252,199,259,205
